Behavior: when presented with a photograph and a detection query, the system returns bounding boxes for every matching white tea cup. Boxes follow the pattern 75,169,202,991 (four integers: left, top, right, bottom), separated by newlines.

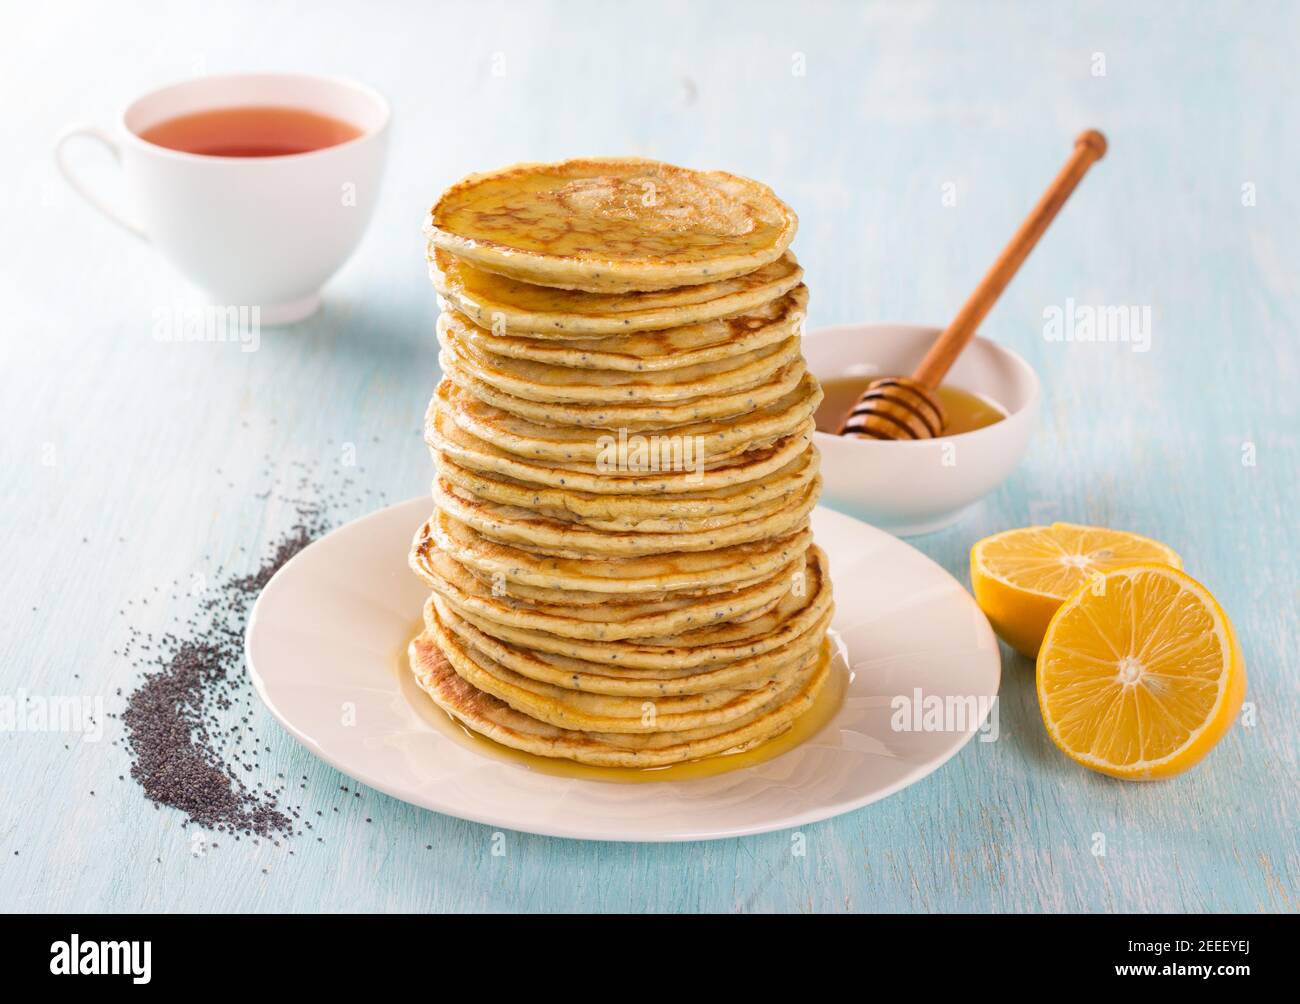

55,72,390,325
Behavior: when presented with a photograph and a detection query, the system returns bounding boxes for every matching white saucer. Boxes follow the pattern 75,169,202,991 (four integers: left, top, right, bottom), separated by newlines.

245,497,1000,842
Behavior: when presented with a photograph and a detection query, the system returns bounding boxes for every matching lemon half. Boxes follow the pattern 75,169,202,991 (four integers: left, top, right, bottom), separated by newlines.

1036,564,1246,780
971,523,1181,657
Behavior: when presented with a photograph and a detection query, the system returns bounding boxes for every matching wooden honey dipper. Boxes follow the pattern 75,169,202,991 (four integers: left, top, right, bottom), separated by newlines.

839,129,1108,439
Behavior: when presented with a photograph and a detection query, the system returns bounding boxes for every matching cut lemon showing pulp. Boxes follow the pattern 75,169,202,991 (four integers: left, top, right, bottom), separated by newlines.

1037,564,1245,780
970,523,1182,657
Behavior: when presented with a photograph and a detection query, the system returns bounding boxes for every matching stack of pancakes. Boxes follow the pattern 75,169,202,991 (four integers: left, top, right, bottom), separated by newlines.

408,158,834,768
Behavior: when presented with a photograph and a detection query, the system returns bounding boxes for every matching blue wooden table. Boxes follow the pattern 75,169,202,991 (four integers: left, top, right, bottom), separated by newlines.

2,0,1296,912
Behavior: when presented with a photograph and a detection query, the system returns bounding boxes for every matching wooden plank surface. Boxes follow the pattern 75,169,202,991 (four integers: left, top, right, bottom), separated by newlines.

1,0,1296,913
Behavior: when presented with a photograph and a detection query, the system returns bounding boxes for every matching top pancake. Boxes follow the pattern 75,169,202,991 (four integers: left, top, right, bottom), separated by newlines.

425,158,798,292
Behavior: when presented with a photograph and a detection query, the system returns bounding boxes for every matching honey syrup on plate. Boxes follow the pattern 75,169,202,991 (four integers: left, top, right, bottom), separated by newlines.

814,375,1006,435
397,628,848,784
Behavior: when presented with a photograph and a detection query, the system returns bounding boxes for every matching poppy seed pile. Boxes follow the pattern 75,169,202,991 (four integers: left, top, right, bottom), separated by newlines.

117,468,386,843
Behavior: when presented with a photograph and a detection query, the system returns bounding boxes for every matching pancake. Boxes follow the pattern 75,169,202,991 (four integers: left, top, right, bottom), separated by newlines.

439,311,804,404
426,604,821,733
433,448,820,527
410,631,830,767
412,540,806,640
448,549,790,606
431,472,820,557
461,575,790,613
441,349,809,431
435,364,817,463
427,394,818,495
432,594,832,697
435,465,815,537
426,508,812,595
439,285,807,372
424,158,798,291
431,375,820,464
435,546,833,670
429,247,804,336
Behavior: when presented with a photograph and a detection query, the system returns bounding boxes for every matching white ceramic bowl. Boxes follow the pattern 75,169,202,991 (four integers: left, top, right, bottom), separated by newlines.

805,324,1040,536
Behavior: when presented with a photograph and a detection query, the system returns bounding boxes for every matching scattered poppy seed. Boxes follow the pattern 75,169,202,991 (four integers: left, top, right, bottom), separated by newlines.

118,482,382,843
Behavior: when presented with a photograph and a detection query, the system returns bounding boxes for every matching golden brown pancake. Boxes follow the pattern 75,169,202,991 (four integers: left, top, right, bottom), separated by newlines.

410,632,830,767
437,284,807,372
425,158,798,291
429,247,804,336
430,472,820,557
432,448,820,526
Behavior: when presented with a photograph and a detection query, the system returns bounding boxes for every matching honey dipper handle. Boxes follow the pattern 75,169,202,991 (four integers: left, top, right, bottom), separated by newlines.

912,129,1108,389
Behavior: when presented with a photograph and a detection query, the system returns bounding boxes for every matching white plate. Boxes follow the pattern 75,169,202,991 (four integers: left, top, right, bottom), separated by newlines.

245,498,1000,842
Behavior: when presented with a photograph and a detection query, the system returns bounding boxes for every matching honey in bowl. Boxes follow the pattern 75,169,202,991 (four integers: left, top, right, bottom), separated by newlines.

815,375,1006,436
138,105,363,158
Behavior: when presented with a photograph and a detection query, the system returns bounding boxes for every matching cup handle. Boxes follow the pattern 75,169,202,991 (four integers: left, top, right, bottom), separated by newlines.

54,124,148,240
